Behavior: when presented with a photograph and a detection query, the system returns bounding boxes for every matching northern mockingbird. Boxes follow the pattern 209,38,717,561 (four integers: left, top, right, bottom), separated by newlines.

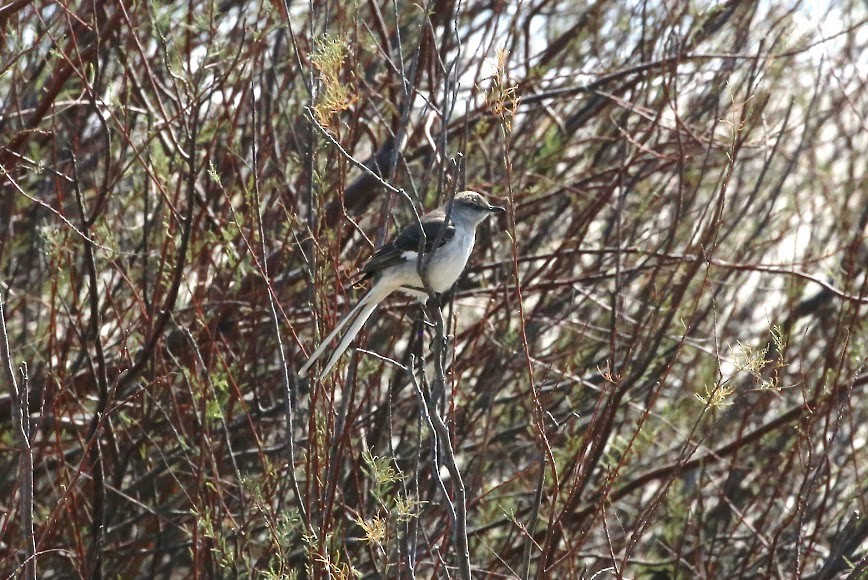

300,190,505,378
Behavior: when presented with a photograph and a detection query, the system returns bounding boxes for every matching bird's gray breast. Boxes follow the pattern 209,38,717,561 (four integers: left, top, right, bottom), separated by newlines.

423,226,475,293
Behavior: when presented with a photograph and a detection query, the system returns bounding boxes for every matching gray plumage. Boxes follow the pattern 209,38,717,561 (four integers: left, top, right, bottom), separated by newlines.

300,191,504,378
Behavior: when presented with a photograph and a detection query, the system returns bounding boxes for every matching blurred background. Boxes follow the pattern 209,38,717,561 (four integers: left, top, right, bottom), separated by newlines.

0,0,866,577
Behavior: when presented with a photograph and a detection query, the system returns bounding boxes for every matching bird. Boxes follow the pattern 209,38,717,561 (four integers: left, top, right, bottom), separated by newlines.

299,190,505,379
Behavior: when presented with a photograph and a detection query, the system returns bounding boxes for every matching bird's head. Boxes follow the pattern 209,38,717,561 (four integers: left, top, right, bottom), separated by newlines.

451,191,506,224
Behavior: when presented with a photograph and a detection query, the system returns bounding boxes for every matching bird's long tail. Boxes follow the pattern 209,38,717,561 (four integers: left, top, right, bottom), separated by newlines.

299,280,394,378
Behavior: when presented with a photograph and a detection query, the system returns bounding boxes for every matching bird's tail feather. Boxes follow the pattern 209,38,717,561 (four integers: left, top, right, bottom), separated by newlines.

317,299,379,378
299,280,393,377
299,289,371,376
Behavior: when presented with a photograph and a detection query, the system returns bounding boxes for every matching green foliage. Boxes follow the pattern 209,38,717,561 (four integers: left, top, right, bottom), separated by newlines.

310,34,357,127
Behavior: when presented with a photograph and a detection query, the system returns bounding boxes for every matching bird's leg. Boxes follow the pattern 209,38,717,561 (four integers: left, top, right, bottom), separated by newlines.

424,295,450,359
425,293,443,310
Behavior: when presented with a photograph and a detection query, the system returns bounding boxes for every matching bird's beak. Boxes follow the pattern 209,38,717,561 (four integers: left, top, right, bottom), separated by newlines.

489,204,506,214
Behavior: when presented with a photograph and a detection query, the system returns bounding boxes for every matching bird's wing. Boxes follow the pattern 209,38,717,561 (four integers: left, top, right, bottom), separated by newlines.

360,212,455,278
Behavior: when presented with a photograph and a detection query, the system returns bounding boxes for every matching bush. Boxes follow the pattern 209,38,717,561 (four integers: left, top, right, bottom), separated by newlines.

1,0,866,577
